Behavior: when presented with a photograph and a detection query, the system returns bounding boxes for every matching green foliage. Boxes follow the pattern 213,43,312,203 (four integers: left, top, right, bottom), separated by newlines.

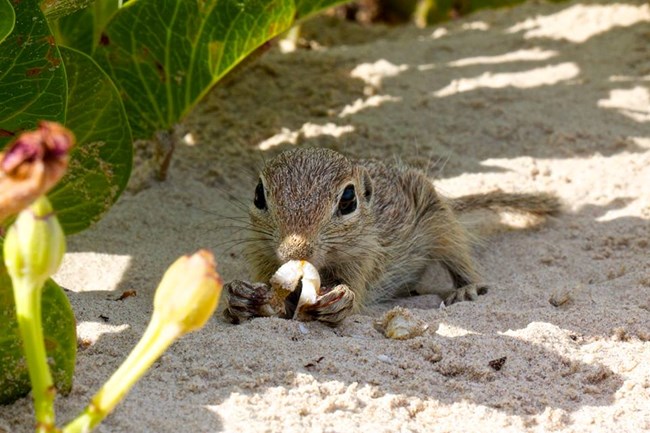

296,0,345,21
53,0,352,144
0,0,14,44
0,0,130,235
0,264,76,405
50,47,133,233
0,0,67,139
93,0,294,140
41,0,96,21
51,0,121,55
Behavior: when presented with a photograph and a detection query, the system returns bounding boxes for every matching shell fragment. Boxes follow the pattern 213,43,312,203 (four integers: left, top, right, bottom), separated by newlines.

375,307,428,340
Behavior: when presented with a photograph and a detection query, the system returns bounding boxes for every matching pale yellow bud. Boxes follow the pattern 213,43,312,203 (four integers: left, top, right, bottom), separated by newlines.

3,196,65,287
62,251,223,432
153,250,222,334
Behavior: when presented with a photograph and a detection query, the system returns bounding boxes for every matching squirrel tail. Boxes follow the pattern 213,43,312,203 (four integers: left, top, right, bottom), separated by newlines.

449,190,561,236
451,190,561,216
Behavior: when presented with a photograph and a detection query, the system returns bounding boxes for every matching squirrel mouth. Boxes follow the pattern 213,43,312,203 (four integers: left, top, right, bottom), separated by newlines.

282,281,302,319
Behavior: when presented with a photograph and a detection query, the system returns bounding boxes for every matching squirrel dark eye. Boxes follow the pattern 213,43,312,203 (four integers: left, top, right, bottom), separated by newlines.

338,185,357,216
254,180,267,210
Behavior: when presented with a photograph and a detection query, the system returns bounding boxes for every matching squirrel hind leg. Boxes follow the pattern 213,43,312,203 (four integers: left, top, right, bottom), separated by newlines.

438,216,490,303
444,268,490,304
424,214,490,304
413,260,490,304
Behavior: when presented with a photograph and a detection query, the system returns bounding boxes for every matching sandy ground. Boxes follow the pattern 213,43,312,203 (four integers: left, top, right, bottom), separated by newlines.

2,0,650,431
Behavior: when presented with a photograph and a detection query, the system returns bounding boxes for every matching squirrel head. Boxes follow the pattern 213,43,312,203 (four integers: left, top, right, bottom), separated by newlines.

246,148,374,277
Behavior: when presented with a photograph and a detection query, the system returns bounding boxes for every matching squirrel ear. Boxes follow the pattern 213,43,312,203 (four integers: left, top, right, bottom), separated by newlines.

361,168,373,201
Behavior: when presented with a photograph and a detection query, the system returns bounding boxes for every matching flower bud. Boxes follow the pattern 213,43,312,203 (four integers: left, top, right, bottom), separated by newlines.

3,196,65,286
153,250,223,334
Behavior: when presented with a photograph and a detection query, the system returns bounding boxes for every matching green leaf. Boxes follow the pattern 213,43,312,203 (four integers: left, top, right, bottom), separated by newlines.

94,0,295,140
0,0,15,44
51,7,94,54
48,46,133,234
0,264,77,405
0,0,66,146
41,0,95,21
51,0,121,55
294,0,351,22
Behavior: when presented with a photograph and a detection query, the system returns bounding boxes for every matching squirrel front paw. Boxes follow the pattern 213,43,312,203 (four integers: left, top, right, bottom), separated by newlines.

223,280,277,324
297,284,356,326
223,278,356,327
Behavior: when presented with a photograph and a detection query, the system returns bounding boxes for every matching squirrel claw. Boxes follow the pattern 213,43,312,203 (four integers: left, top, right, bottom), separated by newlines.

445,283,489,305
223,280,276,324
297,284,355,326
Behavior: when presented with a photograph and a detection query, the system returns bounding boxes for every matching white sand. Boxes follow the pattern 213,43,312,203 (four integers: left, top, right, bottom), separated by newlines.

2,0,650,431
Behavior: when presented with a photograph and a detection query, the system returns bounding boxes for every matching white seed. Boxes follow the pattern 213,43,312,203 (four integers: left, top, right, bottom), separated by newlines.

270,260,304,291
296,261,320,312
270,260,321,319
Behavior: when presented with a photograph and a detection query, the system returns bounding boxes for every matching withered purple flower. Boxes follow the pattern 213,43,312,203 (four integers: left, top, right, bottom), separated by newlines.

0,122,75,223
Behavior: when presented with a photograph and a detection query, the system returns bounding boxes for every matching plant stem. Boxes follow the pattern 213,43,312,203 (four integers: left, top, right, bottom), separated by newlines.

13,277,56,433
62,317,181,433
414,0,435,27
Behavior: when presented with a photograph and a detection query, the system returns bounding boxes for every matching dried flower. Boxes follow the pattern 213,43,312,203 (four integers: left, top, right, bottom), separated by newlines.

0,122,75,222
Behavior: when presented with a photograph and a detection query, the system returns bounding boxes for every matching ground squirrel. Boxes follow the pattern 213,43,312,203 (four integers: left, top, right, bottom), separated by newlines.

224,147,560,326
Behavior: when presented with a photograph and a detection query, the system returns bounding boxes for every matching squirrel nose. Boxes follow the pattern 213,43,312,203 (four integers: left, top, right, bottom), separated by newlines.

277,234,314,263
